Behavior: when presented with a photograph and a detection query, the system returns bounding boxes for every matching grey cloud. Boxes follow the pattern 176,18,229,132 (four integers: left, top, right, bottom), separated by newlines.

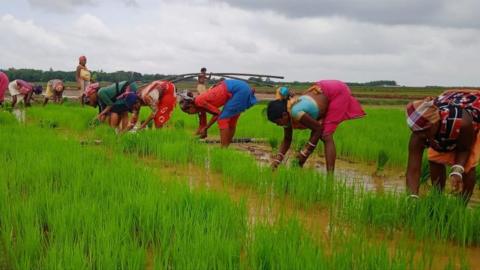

123,0,139,8
214,0,480,28
27,0,97,12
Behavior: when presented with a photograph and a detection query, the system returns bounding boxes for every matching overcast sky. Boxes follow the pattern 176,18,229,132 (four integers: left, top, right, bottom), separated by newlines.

1,0,479,86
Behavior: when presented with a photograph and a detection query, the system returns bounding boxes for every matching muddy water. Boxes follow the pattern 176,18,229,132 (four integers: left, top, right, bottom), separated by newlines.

137,154,480,269
138,154,332,233
12,108,26,123
235,142,406,192
233,143,480,206
28,123,480,269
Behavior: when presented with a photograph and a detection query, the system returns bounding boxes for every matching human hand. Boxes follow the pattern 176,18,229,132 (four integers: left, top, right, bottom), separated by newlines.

97,113,106,122
271,160,280,170
450,174,463,194
296,152,308,167
198,127,207,139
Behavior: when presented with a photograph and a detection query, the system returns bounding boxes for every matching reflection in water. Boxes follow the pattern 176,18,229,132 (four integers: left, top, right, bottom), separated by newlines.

139,151,480,269
12,109,26,123
234,143,480,207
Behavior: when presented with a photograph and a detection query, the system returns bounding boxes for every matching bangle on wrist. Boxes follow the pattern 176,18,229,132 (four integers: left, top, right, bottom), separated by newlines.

451,164,465,174
449,172,463,179
299,150,309,157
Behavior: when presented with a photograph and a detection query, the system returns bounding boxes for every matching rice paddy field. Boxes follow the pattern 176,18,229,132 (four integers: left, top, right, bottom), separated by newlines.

1,95,480,269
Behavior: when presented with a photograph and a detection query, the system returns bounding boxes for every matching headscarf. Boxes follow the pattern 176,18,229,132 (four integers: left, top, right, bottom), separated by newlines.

177,90,195,111
406,98,440,131
85,82,100,97
275,86,297,113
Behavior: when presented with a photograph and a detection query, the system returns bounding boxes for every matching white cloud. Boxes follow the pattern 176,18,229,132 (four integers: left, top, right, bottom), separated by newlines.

123,0,139,7
1,0,480,86
73,14,114,40
27,0,96,12
0,14,66,50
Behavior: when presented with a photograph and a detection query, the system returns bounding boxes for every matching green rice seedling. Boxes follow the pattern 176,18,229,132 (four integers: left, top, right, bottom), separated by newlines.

420,158,430,184
0,118,249,269
18,105,480,251
174,119,185,129
268,137,279,151
247,217,427,270
376,150,389,175
0,110,17,125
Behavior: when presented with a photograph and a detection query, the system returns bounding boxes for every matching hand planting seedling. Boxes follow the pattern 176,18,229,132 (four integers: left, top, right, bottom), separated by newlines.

89,118,100,128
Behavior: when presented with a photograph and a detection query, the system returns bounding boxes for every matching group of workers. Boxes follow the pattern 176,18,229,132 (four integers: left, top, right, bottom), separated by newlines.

0,55,478,203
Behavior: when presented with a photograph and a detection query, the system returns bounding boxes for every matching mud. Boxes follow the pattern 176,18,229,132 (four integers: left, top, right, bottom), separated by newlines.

12,108,26,123
233,143,480,207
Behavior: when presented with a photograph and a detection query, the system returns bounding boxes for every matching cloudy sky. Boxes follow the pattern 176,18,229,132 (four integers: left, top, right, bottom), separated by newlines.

1,0,479,86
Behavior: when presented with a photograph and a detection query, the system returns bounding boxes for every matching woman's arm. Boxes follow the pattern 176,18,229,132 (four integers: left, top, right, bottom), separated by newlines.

127,109,140,130
297,114,323,167
272,126,293,169
406,133,426,195
76,66,82,83
203,113,219,132
451,112,475,192
454,112,474,167
139,89,164,129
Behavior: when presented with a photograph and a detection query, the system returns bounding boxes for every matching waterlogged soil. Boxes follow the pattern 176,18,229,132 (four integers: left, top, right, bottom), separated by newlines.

12,108,26,123
138,154,332,232
136,153,480,270
232,143,480,207
12,111,480,269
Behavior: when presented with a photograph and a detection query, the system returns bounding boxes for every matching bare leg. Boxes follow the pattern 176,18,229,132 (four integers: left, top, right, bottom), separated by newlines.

429,161,446,192
109,113,120,129
228,126,236,144
461,168,477,203
197,112,207,135
24,92,33,106
11,95,17,108
120,112,129,131
322,134,336,173
220,128,231,148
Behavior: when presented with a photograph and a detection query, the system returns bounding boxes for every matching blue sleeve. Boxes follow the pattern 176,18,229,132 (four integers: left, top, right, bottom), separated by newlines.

290,103,305,121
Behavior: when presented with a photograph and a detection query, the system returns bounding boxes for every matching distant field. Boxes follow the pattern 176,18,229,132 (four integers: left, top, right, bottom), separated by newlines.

54,80,467,105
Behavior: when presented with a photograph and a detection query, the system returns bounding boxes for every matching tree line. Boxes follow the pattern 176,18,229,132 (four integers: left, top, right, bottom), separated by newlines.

1,68,398,87
0,68,195,83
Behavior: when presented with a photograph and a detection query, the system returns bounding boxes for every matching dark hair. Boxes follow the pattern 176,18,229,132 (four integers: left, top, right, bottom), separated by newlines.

179,91,195,112
200,67,207,72
267,100,288,122
180,99,195,112
32,85,43,95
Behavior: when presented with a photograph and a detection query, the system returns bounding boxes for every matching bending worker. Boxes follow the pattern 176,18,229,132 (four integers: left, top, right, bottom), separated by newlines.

0,71,9,106
266,80,365,172
8,79,43,108
127,80,177,130
406,90,480,202
83,80,138,121
179,79,257,147
43,79,65,105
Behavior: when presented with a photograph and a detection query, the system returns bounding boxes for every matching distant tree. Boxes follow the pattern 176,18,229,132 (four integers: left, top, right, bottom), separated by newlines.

249,77,263,82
